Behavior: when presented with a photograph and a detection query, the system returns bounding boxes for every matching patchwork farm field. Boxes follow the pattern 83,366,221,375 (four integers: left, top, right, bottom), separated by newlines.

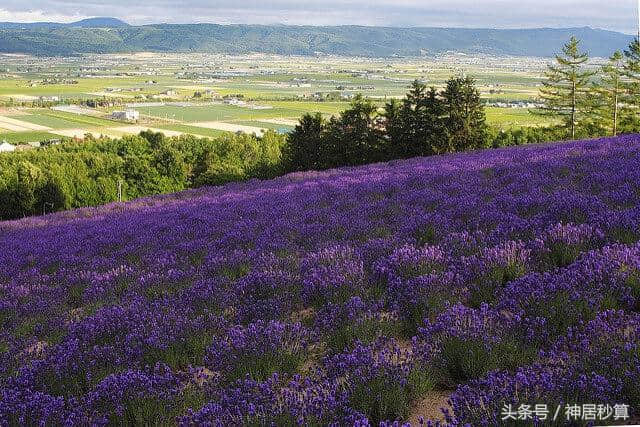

140,102,345,123
0,109,129,142
0,104,546,144
484,107,555,127
1,135,639,425
0,130,60,143
0,103,324,143
0,52,558,144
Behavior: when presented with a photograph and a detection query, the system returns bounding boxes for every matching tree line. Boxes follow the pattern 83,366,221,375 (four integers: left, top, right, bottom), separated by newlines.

537,36,640,139
283,76,567,172
283,77,492,171
0,131,285,220
283,36,640,171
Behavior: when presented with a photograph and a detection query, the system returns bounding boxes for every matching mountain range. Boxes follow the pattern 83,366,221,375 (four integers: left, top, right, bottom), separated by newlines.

0,17,129,30
0,18,634,58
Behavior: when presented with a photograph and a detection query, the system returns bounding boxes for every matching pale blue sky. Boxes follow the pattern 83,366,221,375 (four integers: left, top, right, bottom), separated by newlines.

0,0,637,34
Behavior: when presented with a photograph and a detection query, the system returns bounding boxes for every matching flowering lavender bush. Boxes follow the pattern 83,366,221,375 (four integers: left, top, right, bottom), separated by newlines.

1,135,640,424
204,320,314,382
414,304,536,387
321,339,432,425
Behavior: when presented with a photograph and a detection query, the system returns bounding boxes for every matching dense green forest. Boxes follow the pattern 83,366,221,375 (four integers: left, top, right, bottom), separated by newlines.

0,131,285,219
0,23,633,57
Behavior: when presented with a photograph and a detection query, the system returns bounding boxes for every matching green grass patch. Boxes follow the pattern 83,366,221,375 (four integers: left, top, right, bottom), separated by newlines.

12,114,83,129
114,387,207,426
349,366,433,426
143,331,213,370
39,110,120,127
238,353,301,382
155,123,229,138
0,131,60,143
232,120,294,131
326,316,404,353
485,107,555,127
434,337,536,387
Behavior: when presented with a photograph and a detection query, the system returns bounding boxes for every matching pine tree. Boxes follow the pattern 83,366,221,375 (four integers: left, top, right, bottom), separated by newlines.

383,80,445,158
327,94,383,166
440,76,487,152
622,38,640,131
537,37,595,139
282,113,329,171
624,38,640,97
589,51,625,136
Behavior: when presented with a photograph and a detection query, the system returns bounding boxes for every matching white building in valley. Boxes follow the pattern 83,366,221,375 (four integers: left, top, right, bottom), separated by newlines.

111,110,140,122
0,142,16,153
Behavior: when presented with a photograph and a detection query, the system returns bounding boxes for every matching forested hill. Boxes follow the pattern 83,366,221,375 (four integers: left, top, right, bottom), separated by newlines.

0,22,634,57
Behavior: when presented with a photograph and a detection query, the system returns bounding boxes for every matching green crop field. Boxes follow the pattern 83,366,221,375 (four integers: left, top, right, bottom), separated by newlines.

0,76,183,98
142,104,320,123
154,123,229,138
12,114,85,129
268,101,350,115
0,131,61,143
485,107,554,127
232,120,294,131
40,110,121,127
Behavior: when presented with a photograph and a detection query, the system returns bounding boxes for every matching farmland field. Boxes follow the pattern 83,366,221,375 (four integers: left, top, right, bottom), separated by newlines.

484,107,555,127
154,123,229,138
12,114,89,129
0,52,562,144
0,130,60,143
140,104,339,123
232,120,294,131
1,135,639,424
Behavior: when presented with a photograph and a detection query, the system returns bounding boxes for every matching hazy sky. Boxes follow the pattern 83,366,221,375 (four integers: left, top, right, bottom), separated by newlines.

0,0,638,34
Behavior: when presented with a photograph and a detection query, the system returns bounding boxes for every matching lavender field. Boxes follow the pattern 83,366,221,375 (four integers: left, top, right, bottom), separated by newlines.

1,135,640,425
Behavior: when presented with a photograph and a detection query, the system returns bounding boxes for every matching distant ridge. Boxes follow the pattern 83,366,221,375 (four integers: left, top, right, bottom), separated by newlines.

68,17,129,28
0,21,634,57
0,17,129,30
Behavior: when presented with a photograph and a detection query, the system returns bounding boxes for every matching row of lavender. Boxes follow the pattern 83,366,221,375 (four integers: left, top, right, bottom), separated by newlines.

1,135,639,425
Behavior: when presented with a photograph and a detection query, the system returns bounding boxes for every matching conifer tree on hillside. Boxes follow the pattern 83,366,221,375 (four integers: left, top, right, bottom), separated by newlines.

282,113,329,171
588,51,626,136
537,37,595,139
440,76,487,152
383,80,445,158
623,38,640,131
326,94,383,166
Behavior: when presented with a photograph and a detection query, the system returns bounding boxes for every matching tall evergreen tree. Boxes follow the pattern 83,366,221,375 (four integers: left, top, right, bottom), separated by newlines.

537,37,595,139
440,76,487,152
622,38,640,132
381,97,402,156
282,113,329,171
588,51,625,136
624,38,640,98
383,80,445,158
327,95,383,166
